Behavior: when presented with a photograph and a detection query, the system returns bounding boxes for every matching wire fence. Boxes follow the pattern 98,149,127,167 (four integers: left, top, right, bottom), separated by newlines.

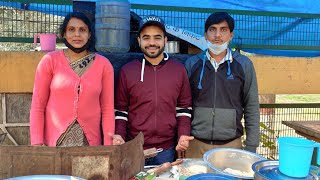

1,1,320,51
258,103,320,159
0,0,71,43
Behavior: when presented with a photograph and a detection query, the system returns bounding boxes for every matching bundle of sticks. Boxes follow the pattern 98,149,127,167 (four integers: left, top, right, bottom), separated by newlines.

146,159,183,174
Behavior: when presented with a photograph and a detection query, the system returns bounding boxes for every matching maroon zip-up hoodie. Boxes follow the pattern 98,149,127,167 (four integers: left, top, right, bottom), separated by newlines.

115,56,192,150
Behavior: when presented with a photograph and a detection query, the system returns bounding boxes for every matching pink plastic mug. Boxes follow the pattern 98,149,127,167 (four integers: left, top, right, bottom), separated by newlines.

34,33,56,51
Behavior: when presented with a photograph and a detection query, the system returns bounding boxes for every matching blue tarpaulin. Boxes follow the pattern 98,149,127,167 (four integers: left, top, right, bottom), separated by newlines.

129,0,320,14
129,0,320,57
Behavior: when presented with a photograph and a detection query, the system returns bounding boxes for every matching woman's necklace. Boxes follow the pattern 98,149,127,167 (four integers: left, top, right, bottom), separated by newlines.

64,49,73,63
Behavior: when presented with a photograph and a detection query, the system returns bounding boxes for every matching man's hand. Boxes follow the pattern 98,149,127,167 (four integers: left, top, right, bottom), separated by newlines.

176,135,194,158
111,134,125,145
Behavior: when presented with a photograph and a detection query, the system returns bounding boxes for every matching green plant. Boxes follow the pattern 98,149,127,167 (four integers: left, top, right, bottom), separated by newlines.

260,122,278,160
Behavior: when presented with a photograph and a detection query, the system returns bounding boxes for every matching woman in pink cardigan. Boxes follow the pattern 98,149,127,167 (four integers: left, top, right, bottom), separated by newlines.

30,12,115,146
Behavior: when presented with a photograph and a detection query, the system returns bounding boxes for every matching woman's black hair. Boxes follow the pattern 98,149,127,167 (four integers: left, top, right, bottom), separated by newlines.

59,12,96,51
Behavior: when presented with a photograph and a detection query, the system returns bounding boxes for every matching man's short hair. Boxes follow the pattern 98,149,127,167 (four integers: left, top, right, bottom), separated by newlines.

205,12,235,32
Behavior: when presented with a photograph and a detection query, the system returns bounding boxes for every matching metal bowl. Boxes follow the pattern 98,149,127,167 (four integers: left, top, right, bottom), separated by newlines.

252,160,319,180
164,41,180,53
203,148,267,179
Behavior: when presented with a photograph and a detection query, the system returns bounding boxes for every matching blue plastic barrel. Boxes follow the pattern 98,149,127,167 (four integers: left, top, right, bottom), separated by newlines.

277,137,320,178
95,0,130,53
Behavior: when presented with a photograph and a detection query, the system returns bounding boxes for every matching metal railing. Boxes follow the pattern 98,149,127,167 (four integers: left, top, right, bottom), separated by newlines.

0,0,72,43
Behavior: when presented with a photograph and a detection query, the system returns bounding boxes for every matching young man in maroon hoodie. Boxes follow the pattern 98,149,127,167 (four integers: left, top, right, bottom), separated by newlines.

113,15,194,165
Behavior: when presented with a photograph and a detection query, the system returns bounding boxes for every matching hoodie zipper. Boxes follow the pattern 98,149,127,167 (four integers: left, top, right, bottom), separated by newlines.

153,66,158,145
211,67,217,143
209,50,233,143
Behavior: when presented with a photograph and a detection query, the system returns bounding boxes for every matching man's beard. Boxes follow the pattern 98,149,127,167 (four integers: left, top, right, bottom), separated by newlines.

141,45,165,59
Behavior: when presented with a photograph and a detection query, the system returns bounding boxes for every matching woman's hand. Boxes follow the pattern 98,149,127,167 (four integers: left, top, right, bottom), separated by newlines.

112,134,125,145
33,144,46,146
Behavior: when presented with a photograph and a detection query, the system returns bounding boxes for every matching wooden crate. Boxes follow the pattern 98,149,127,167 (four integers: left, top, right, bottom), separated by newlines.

0,132,144,180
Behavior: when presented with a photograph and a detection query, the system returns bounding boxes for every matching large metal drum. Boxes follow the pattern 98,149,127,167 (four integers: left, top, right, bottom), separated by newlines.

95,0,131,53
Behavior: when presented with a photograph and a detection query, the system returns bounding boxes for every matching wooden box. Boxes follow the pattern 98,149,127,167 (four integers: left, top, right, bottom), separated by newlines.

0,132,144,180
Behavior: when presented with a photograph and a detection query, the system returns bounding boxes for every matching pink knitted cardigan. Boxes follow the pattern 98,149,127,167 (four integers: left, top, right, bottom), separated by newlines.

30,50,115,146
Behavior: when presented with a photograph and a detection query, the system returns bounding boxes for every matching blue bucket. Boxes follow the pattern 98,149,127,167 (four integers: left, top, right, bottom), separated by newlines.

277,137,320,178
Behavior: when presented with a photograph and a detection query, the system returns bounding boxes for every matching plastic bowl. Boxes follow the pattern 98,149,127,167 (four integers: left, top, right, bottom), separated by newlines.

203,148,266,179
186,173,236,180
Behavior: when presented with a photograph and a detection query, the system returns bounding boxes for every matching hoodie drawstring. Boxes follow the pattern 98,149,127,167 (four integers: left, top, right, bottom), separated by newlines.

198,50,232,89
164,51,169,60
197,55,206,89
226,50,232,76
227,60,231,76
140,52,169,82
140,58,146,82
